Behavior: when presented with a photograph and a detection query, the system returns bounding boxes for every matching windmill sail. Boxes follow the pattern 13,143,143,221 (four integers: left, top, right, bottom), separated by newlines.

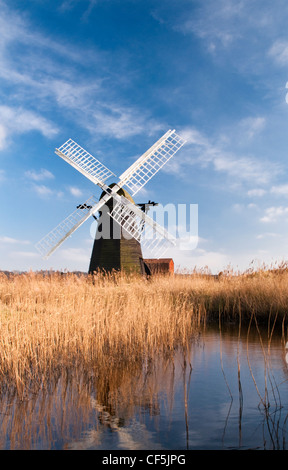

36,129,186,261
119,130,186,195
141,231,174,258
109,194,176,247
35,195,104,258
55,139,116,187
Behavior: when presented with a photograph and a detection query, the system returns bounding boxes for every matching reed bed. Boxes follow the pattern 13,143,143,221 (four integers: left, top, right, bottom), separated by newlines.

0,265,288,397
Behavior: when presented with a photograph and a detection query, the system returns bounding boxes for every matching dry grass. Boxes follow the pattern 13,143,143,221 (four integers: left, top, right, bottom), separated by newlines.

0,266,288,397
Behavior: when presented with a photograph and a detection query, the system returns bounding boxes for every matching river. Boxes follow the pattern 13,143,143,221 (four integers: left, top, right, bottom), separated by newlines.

1,322,288,450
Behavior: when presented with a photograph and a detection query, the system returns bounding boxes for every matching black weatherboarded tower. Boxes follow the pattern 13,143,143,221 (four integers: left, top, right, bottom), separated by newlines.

89,184,146,275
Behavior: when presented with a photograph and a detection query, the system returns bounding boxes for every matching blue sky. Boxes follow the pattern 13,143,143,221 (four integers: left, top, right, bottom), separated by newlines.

1,0,288,273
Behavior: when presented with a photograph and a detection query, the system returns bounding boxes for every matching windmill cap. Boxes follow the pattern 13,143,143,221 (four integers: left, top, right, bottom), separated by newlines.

100,183,135,204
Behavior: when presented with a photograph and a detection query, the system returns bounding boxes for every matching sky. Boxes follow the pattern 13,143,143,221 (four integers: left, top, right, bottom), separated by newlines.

1,0,288,274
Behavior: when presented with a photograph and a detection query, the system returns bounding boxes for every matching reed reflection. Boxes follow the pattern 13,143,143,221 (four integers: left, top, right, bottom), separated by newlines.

0,324,288,450
0,351,186,450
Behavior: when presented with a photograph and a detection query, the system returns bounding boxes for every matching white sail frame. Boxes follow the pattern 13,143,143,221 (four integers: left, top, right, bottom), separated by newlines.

55,139,116,187
36,130,186,259
119,130,186,195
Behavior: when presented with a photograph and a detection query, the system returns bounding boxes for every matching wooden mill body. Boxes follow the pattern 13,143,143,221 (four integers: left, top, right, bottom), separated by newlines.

89,185,146,275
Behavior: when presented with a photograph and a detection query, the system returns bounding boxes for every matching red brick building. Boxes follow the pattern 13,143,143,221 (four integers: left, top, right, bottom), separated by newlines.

144,258,174,275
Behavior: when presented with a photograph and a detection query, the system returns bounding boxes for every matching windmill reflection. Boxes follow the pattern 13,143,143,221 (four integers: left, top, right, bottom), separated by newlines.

0,352,180,450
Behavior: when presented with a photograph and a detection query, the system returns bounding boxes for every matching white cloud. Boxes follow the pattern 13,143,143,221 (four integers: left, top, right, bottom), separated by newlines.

59,0,79,12
59,247,90,263
167,0,288,88
0,236,30,244
268,40,288,65
213,154,267,183
174,247,229,274
0,125,7,150
248,185,288,199
69,186,83,197
170,125,278,187
173,0,288,50
247,189,267,197
239,116,266,139
10,251,38,258
0,0,97,67
50,80,101,110
180,128,210,148
0,2,160,142
25,168,55,181
248,203,257,209
33,185,53,197
260,206,288,223
86,104,163,140
271,185,288,195
232,203,244,212
33,185,63,198
256,232,280,240
174,0,242,47
11,2,179,147
172,0,249,47
59,0,98,18
0,106,58,149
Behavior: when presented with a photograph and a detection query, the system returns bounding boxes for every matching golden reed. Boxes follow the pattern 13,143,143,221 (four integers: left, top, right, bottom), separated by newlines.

0,264,287,397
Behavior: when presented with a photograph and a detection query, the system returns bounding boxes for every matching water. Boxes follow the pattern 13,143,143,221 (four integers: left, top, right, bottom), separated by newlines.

1,323,288,450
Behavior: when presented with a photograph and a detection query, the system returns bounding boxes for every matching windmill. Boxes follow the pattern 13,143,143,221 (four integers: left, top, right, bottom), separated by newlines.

35,129,186,274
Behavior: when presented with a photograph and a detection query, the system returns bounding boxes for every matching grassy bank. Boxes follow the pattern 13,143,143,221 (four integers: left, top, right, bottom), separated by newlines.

0,267,287,396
